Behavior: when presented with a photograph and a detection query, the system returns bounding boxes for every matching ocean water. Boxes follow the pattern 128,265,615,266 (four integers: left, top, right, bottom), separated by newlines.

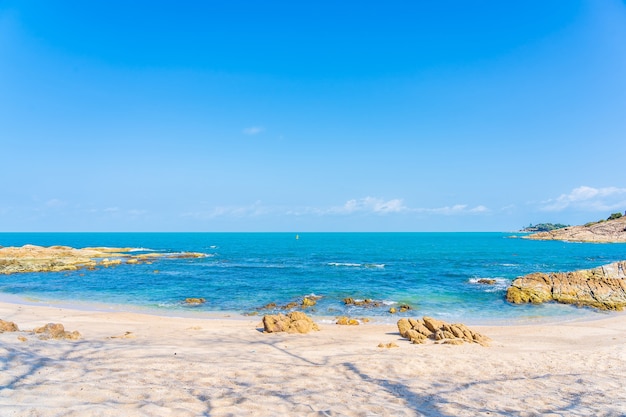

1,232,625,324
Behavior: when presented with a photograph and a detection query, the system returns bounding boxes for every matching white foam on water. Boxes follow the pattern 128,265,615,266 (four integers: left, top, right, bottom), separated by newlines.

328,262,361,267
468,277,511,292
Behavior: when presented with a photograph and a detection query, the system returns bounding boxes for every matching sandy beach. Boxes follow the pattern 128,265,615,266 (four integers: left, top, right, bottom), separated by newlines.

1,301,625,417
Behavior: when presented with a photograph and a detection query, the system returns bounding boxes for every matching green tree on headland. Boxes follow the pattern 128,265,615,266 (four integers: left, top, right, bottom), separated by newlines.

522,223,569,232
584,211,624,227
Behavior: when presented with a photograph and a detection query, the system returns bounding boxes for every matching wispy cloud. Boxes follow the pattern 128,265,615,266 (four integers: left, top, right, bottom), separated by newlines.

185,197,489,220
541,186,626,212
45,198,66,208
183,201,270,219
417,204,489,215
330,197,409,214
242,126,264,135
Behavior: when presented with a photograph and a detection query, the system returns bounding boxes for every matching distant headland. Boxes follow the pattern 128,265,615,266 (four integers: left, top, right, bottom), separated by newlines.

523,212,626,243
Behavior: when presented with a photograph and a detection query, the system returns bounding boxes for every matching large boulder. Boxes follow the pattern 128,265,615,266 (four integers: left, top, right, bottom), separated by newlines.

262,312,320,334
397,317,490,346
507,261,626,310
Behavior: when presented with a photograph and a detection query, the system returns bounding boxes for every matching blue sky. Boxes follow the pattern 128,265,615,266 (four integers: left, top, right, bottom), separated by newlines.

1,1,625,232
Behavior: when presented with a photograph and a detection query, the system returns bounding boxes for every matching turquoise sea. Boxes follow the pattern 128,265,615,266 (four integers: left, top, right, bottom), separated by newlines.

1,232,625,324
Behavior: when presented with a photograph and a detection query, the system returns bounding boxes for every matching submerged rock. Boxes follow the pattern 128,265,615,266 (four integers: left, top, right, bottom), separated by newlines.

507,261,626,310
256,295,322,312
301,296,319,308
343,298,383,308
389,304,412,314
262,312,320,334
184,298,206,305
397,317,490,346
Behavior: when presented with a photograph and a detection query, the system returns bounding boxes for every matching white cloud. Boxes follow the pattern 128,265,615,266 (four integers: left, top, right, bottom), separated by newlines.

183,201,269,219
330,197,409,215
242,126,264,135
45,198,66,208
416,204,490,215
541,186,626,212
182,197,489,220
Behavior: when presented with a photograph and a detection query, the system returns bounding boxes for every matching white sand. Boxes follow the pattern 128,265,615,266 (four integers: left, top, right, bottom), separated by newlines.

1,301,626,417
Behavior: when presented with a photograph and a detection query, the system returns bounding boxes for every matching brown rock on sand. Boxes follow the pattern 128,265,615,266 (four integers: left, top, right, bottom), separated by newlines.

33,323,81,340
262,312,320,334
0,319,19,332
397,317,490,346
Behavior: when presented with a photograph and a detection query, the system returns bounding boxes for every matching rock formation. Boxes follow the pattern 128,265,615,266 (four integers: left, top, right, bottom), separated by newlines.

336,316,359,325
262,312,320,334
377,342,399,348
33,323,81,340
184,298,206,305
343,298,383,308
388,304,412,314
0,319,19,332
0,244,206,275
507,261,626,310
523,216,626,243
397,316,490,346
254,295,322,312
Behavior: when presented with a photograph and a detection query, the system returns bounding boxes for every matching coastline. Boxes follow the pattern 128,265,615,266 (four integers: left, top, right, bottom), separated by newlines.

2,300,626,416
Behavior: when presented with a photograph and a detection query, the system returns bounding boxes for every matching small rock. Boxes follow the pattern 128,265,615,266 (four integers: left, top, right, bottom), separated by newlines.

336,316,359,325
0,319,19,333
301,297,317,308
343,298,383,308
476,279,497,285
184,298,206,305
33,323,81,340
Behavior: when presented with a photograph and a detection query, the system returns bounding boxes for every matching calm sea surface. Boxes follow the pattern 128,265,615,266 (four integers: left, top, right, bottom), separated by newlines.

1,232,625,324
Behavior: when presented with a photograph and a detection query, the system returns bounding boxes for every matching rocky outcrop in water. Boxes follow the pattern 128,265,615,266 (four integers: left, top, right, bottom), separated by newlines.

184,298,206,305
523,216,626,243
0,245,206,274
397,317,490,346
336,316,360,325
262,312,320,334
507,261,626,310
343,298,384,308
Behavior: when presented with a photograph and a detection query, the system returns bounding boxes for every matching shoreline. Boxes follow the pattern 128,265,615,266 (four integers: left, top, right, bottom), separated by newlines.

2,299,626,416
0,292,618,327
